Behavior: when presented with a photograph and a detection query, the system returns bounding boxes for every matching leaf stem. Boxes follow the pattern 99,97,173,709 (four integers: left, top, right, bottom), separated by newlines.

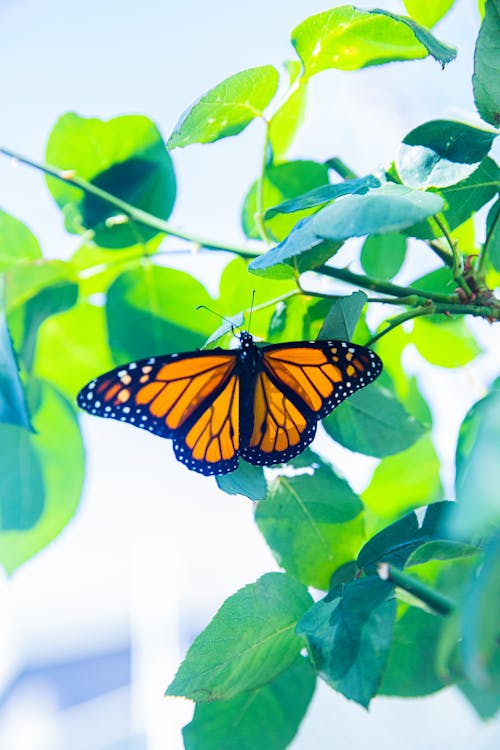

254,121,273,245
378,562,455,617
0,146,260,259
433,214,472,296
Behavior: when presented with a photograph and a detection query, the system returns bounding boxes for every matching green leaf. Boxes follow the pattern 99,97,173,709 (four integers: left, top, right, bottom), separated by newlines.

362,436,443,534
266,296,333,343
0,279,31,430
0,210,42,271
397,120,497,189
255,450,364,590
451,386,500,537
380,607,448,696
461,536,500,685
291,6,455,79
357,502,458,574
248,217,341,280
0,381,85,573
0,422,44,530
440,156,500,232
168,66,279,148
166,573,312,702
324,381,426,458
264,175,380,218
216,462,267,501
242,160,330,242
486,198,500,271
402,0,456,27
71,240,156,296
46,113,176,248
34,302,115,402
311,184,444,240
317,291,366,340
268,62,308,161
106,265,213,362
405,540,480,567
412,316,482,368
460,648,500,719
473,0,500,127
182,656,316,750
297,577,396,707
5,260,73,312
360,232,407,279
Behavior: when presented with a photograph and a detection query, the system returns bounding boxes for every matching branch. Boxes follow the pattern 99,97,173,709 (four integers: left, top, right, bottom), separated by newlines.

378,562,455,617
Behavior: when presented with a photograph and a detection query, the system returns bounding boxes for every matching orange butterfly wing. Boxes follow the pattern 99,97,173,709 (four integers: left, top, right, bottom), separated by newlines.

240,340,382,466
77,351,240,475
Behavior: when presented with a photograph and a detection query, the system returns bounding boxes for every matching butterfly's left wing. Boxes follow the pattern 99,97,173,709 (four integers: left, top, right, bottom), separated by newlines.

240,340,382,467
77,350,241,475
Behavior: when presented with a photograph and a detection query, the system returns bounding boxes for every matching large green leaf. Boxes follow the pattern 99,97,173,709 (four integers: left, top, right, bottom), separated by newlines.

402,0,456,27
168,66,279,148
71,240,154,296
0,210,42,271
451,386,500,537
166,573,312,702
324,381,426,458
0,380,85,573
360,232,407,279
412,316,482,368
268,62,308,161
255,450,364,589
297,577,396,707
5,260,74,312
106,264,213,362
0,422,44,530
311,184,444,240
248,217,341,280
362,436,443,534
34,302,115,402
0,279,31,430
182,657,315,750
440,157,500,231
291,6,455,78
242,160,330,241
397,120,497,189
473,0,500,127
264,175,380,218
46,113,176,248
486,198,500,271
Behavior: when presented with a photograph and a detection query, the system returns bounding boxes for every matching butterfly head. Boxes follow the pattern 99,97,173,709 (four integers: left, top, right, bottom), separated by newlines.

238,330,254,351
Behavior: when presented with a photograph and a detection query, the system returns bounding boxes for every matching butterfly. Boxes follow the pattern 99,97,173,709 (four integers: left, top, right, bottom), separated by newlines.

77,332,382,476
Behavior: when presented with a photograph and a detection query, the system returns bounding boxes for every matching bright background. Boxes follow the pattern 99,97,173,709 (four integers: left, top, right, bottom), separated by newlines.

1,0,500,748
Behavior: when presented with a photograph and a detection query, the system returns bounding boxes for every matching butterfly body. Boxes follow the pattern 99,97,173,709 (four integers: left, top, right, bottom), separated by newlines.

77,332,382,475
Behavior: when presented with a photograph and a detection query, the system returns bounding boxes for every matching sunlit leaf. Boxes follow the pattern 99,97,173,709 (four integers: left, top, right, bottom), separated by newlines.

412,316,482,368
168,66,279,148
166,573,313,701
360,232,407,279
402,0,456,28
0,210,42,271
473,0,500,127
268,62,308,161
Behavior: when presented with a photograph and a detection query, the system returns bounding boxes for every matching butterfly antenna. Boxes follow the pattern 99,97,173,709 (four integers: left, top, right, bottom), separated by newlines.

247,290,256,334
196,305,242,331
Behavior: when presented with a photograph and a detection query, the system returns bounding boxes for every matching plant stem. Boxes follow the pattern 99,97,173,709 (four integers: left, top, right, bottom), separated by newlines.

433,214,472,296
378,563,455,617
0,146,260,259
315,264,458,304
324,157,358,180
427,239,455,267
254,121,273,245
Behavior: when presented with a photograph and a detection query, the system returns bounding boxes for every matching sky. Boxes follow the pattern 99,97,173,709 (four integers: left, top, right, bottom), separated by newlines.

0,0,499,748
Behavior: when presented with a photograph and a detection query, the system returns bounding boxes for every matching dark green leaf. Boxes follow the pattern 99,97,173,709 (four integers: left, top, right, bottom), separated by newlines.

357,502,456,573
486,198,500,271
183,657,316,750
0,381,85,573
242,160,330,241
405,540,480,566
297,577,396,707
317,292,366,340
324,381,426,458
268,62,308,161
460,648,500,719
106,265,213,362
360,233,407,279
216,462,267,501
255,450,364,589
311,184,444,240
264,175,380,218
451,386,500,537
362,436,443,534
0,210,42,271
397,120,497,189
380,607,448,696
168,66,279,148
166,573,312,702
403,0,456,27
291,7,455,78
473,0,500,127
46,113,176,247
441,157,500,231
0,423,44,530
0,279,31,430
249,217,341,280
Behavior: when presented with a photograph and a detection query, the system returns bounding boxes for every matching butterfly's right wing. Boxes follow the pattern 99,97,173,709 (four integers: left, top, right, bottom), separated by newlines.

77,350,241,475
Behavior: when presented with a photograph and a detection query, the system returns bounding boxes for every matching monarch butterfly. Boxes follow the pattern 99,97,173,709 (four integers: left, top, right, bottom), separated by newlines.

77,332,382,475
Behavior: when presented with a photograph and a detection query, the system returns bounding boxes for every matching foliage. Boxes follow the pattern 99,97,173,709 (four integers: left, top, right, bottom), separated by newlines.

0,0,499,747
